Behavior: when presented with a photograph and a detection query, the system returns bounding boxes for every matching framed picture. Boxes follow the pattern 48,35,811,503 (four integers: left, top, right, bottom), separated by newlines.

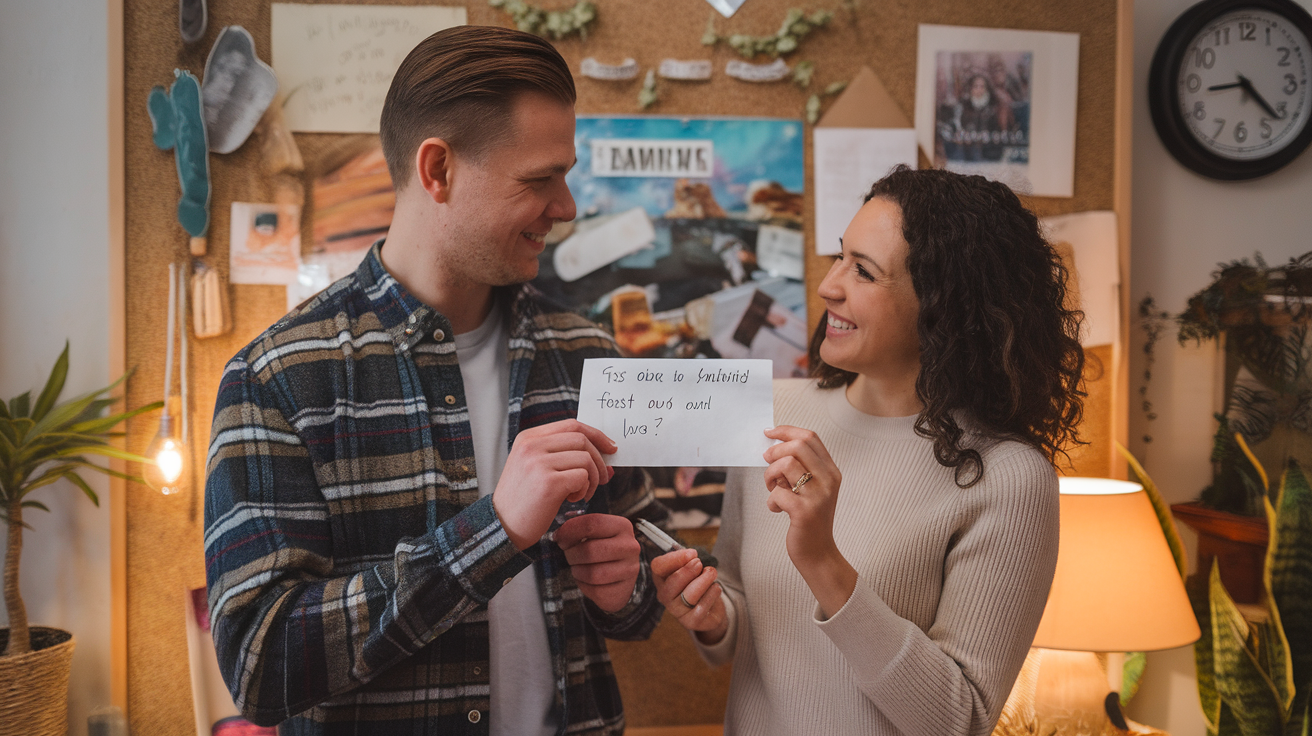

915,24,1080,197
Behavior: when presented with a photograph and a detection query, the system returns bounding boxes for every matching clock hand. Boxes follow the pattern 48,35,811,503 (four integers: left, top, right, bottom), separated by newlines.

1208,81,1244,91
1237,74,1282,119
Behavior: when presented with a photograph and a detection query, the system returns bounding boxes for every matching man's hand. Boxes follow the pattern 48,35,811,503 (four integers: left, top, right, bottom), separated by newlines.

494,419,616,550
554,514,642,613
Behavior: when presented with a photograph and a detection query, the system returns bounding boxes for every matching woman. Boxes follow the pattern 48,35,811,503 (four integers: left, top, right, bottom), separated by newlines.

651,166,1084,736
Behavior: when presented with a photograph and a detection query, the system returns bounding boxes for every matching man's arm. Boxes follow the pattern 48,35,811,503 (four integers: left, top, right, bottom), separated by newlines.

204,359,532,726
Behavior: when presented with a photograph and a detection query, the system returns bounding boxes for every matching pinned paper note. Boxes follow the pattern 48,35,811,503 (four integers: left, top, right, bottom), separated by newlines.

553,207,655,282
576,358,773,466
271,3,466,133
581,58,639,80
659,59,713,80
725,59,789,82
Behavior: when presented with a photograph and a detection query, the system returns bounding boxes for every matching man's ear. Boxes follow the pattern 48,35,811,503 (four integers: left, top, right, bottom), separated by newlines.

415,138,455,204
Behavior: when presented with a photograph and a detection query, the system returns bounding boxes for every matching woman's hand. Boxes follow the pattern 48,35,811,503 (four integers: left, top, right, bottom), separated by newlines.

650,548,729,645
763,425,858,618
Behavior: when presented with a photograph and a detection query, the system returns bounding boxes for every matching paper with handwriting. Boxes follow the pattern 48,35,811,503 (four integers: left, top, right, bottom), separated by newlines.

576,358,773,467
271,3,466,133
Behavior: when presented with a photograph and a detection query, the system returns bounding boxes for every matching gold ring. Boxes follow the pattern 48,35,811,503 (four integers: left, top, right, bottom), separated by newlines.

791,472,813,494
680,592,694,608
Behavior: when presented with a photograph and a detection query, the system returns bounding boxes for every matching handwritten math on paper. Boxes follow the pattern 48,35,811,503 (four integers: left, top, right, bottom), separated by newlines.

575,359,773,467
271,4,466,133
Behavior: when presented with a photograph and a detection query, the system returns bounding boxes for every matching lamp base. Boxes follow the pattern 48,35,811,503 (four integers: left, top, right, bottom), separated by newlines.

992,649,1170,736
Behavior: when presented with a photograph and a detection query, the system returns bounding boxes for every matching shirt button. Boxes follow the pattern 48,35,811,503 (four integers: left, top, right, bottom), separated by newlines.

473,666,482,675
404,327,415,336
502,577,514,587
432,328,446,342
408,314,417,324
467,709,481,723
445,395,457,405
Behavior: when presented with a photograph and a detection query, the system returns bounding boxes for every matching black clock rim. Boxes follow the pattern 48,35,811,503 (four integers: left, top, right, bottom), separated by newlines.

1148,0,1312,181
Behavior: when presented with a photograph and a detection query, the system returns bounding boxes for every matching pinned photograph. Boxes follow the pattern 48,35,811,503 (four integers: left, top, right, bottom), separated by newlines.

934,51,1032,190
229,201,301,285
916,24,1079,198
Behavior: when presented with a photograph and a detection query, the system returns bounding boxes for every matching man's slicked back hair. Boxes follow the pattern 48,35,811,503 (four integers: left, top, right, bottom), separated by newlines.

379,25,576,188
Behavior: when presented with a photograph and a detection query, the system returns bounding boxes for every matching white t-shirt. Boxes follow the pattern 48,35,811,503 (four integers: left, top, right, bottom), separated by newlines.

455,304,558,736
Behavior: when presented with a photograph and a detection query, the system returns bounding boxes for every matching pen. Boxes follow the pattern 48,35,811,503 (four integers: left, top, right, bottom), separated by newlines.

634,519,718,568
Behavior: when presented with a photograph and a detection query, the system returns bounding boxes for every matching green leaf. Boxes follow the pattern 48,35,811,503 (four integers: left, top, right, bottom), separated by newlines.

21,500,50,513
1118,442,1189,579
62,472,99,507
0,395,10,420
52,444,153,465
1121,651,1147,706
65,400,161,435
1191,572,1223,730
1210,564,1286,736
1269,462,1312,714
9,391,31,419
31,342,69,422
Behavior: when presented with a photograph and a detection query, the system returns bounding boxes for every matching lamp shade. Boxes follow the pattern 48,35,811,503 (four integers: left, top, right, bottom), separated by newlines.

1030,477,1200,652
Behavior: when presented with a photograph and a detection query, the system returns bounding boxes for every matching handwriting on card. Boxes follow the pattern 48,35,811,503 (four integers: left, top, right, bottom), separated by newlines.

271,4,466,133
576,358,773,467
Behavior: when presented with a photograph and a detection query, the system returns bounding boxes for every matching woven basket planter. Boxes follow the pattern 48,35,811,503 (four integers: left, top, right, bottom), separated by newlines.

0,627,75,736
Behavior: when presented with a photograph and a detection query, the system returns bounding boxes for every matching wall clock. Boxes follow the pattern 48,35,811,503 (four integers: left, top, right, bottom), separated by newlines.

1149,0,1312,180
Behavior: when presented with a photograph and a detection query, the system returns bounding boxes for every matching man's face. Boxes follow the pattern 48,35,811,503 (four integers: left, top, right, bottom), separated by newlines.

440,92,577,287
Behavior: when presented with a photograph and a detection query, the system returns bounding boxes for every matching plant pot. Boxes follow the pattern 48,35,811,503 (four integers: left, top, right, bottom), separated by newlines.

0,627,75,736
1171,502,1268,604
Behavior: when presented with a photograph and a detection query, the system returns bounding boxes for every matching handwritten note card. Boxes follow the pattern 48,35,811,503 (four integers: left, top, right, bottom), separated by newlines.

271,4,466,133
576,359,774,467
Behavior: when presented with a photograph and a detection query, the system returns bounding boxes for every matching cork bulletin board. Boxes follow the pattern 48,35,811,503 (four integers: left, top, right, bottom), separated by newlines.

118,0,1129,731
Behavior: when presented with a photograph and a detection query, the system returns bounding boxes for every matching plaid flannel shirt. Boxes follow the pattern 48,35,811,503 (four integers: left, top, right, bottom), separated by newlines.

204,243,667,735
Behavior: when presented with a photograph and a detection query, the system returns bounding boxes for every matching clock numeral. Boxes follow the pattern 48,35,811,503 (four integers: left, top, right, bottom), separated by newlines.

1194,101,1207,120
1195,47,1216,69
1285,74,1299,95
1278,47,1292,66
1214,118,1226,138
1267,27,1272,46
1216,26,1231,45
1186,73,1202,92
1239,22,1256,41
1260,117,1273,138
1234,120,1248,142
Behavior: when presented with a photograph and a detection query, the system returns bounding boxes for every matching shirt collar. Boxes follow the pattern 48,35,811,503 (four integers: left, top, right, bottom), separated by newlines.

355,239,541,351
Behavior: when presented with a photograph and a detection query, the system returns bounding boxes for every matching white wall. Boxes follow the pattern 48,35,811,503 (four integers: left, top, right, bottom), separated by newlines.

1126,0,1312,733
0,0,113,733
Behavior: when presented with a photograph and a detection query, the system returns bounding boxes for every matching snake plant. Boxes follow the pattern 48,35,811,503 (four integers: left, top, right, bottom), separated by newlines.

1,343,160,656
1187,449,1312,736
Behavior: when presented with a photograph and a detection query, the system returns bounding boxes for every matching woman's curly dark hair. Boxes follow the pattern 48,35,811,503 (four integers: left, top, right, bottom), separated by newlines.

808,166,1085,487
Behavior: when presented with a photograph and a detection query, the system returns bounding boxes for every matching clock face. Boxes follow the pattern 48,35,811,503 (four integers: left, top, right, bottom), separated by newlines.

1177,9,1311,161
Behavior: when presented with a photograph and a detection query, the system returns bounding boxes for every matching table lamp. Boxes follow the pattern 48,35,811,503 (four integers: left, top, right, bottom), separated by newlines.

1025,477,1200,734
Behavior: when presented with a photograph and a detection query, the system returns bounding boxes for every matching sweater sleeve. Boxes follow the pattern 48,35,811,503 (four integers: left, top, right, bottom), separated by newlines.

693,467,749,667
813,447,1059,736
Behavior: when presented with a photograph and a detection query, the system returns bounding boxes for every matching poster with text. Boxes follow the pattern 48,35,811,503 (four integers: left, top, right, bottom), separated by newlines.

535,116,807,527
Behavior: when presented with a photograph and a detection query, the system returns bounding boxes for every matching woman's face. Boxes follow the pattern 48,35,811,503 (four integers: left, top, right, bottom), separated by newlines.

817,197,921,381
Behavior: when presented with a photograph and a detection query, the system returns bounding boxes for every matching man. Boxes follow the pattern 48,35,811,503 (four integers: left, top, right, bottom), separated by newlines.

204,26,667,735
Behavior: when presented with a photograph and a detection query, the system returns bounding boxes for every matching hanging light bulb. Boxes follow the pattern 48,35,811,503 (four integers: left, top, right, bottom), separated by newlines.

146,261,191,496
144,413,188,495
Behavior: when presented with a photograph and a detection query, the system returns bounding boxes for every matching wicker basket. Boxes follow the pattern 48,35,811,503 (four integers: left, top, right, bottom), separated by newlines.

0,627,76,736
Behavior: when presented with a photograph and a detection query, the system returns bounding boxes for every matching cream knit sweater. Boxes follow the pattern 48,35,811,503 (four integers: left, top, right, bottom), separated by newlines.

696,379,1059,736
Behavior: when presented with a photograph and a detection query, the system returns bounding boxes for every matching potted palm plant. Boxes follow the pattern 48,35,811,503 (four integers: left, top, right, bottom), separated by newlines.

0,344,159,735
1142,252,1312,604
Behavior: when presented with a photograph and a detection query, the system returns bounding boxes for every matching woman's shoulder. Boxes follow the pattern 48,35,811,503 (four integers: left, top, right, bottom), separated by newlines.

969,439,1059,512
